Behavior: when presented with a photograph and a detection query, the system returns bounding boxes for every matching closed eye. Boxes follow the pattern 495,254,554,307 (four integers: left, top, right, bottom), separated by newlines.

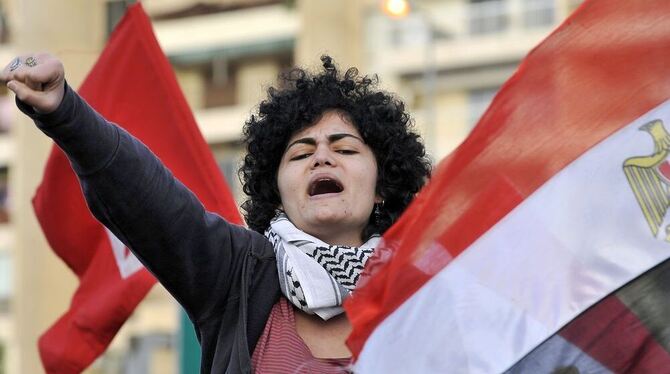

290,153,312,161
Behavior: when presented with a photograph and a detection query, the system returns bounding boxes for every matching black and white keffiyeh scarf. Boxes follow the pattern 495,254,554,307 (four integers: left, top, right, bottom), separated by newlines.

265,213,380,320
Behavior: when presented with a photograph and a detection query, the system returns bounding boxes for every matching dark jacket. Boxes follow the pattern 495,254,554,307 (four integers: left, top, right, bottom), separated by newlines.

19,84,281,373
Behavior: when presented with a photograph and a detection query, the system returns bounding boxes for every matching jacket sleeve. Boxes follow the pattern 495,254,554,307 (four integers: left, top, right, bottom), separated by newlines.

18,83,272,322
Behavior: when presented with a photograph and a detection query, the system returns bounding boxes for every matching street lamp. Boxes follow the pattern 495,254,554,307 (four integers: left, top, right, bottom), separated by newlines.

381,0,411,18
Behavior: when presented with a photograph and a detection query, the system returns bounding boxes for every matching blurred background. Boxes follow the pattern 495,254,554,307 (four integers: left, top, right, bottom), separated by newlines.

0,0,583,373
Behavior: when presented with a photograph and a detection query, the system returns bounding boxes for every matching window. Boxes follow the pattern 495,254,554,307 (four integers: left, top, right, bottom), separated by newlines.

0,5,9,44
211,143,245,204
390,15,431,47
0,253,10,313
204,59,237,108
122,333,175,374
0,96,13,134
469,87,499,127
203,54,293,109
469,0,508,35
568,0,584,13
106,0,137,37
0,341,5,374
218,157,240,196
522,0,555,28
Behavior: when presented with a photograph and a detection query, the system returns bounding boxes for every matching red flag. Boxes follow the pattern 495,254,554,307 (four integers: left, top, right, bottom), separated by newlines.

33,4,242,373
346,0,670,372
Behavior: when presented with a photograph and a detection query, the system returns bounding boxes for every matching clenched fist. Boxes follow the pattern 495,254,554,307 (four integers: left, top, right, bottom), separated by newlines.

0,53,65,114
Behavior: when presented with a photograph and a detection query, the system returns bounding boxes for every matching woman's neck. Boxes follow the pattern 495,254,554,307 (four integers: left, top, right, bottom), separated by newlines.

308,229,363,247
294,308,352,359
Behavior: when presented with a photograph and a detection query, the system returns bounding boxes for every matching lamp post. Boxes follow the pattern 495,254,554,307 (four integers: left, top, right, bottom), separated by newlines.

381,0,438,157
382,0,411,18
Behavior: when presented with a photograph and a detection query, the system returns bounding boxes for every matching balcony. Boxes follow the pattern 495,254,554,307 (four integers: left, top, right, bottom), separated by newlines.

0,134,11,167
194,104,250,144
153,3,298,65
368,0,572,76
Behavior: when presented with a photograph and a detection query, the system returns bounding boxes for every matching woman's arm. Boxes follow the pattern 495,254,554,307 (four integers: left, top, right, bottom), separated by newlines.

1,53,272,321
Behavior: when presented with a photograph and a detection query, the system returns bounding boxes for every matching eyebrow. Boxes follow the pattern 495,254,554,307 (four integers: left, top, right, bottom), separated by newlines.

286,133,364,150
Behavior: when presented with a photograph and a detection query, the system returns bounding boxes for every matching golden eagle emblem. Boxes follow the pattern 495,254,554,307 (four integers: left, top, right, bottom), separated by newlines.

623,119,670,240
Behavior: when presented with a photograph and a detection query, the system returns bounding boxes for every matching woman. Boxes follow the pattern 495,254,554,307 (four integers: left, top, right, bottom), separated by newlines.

2,53,431,373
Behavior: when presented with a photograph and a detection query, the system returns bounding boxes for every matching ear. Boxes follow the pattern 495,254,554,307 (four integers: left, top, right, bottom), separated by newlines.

374,195,383,204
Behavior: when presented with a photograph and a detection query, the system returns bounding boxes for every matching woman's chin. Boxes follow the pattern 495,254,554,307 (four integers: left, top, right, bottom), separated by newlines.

305,211,369,239
310,210,348,225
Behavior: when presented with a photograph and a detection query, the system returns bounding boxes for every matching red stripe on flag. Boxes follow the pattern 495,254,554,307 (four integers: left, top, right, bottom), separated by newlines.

657,161,670,181
348,175,524,346
346,0,670,357
559,295,670,372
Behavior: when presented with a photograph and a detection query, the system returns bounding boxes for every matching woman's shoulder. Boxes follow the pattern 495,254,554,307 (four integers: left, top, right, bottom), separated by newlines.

224,221,276,261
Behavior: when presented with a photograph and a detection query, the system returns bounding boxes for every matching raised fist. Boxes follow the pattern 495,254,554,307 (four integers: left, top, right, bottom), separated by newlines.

0,53,65,114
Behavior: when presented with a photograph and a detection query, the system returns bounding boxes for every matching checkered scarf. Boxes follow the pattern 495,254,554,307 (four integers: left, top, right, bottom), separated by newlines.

265,213,379,320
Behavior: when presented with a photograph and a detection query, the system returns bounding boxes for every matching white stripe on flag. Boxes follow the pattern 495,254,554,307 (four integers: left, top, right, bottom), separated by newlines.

354,101,670,373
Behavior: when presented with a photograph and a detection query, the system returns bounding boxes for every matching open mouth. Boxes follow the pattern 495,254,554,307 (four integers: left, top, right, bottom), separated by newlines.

308,178,344,196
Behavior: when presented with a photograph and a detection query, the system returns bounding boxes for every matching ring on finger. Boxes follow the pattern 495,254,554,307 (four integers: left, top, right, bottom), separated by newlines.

9,57,20,71
25,56,37,67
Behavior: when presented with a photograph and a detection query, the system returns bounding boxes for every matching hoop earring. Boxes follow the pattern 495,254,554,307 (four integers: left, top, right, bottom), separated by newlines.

374,200,385,223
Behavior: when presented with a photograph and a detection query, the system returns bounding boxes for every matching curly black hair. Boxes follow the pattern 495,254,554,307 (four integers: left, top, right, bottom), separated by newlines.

239,56,431,240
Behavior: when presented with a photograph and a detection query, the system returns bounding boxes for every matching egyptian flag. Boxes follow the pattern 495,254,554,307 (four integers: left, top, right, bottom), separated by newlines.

345,0,670,372
33,4,241,373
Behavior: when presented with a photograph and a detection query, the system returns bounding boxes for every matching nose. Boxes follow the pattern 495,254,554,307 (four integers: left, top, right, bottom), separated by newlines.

312,144,336,168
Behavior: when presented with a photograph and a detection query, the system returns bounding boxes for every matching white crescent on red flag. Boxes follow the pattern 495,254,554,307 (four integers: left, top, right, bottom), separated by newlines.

33,4,242,373
345,0,670,372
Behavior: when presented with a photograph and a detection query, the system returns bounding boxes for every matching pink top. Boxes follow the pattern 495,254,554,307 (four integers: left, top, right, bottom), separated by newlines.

251,297,352,373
